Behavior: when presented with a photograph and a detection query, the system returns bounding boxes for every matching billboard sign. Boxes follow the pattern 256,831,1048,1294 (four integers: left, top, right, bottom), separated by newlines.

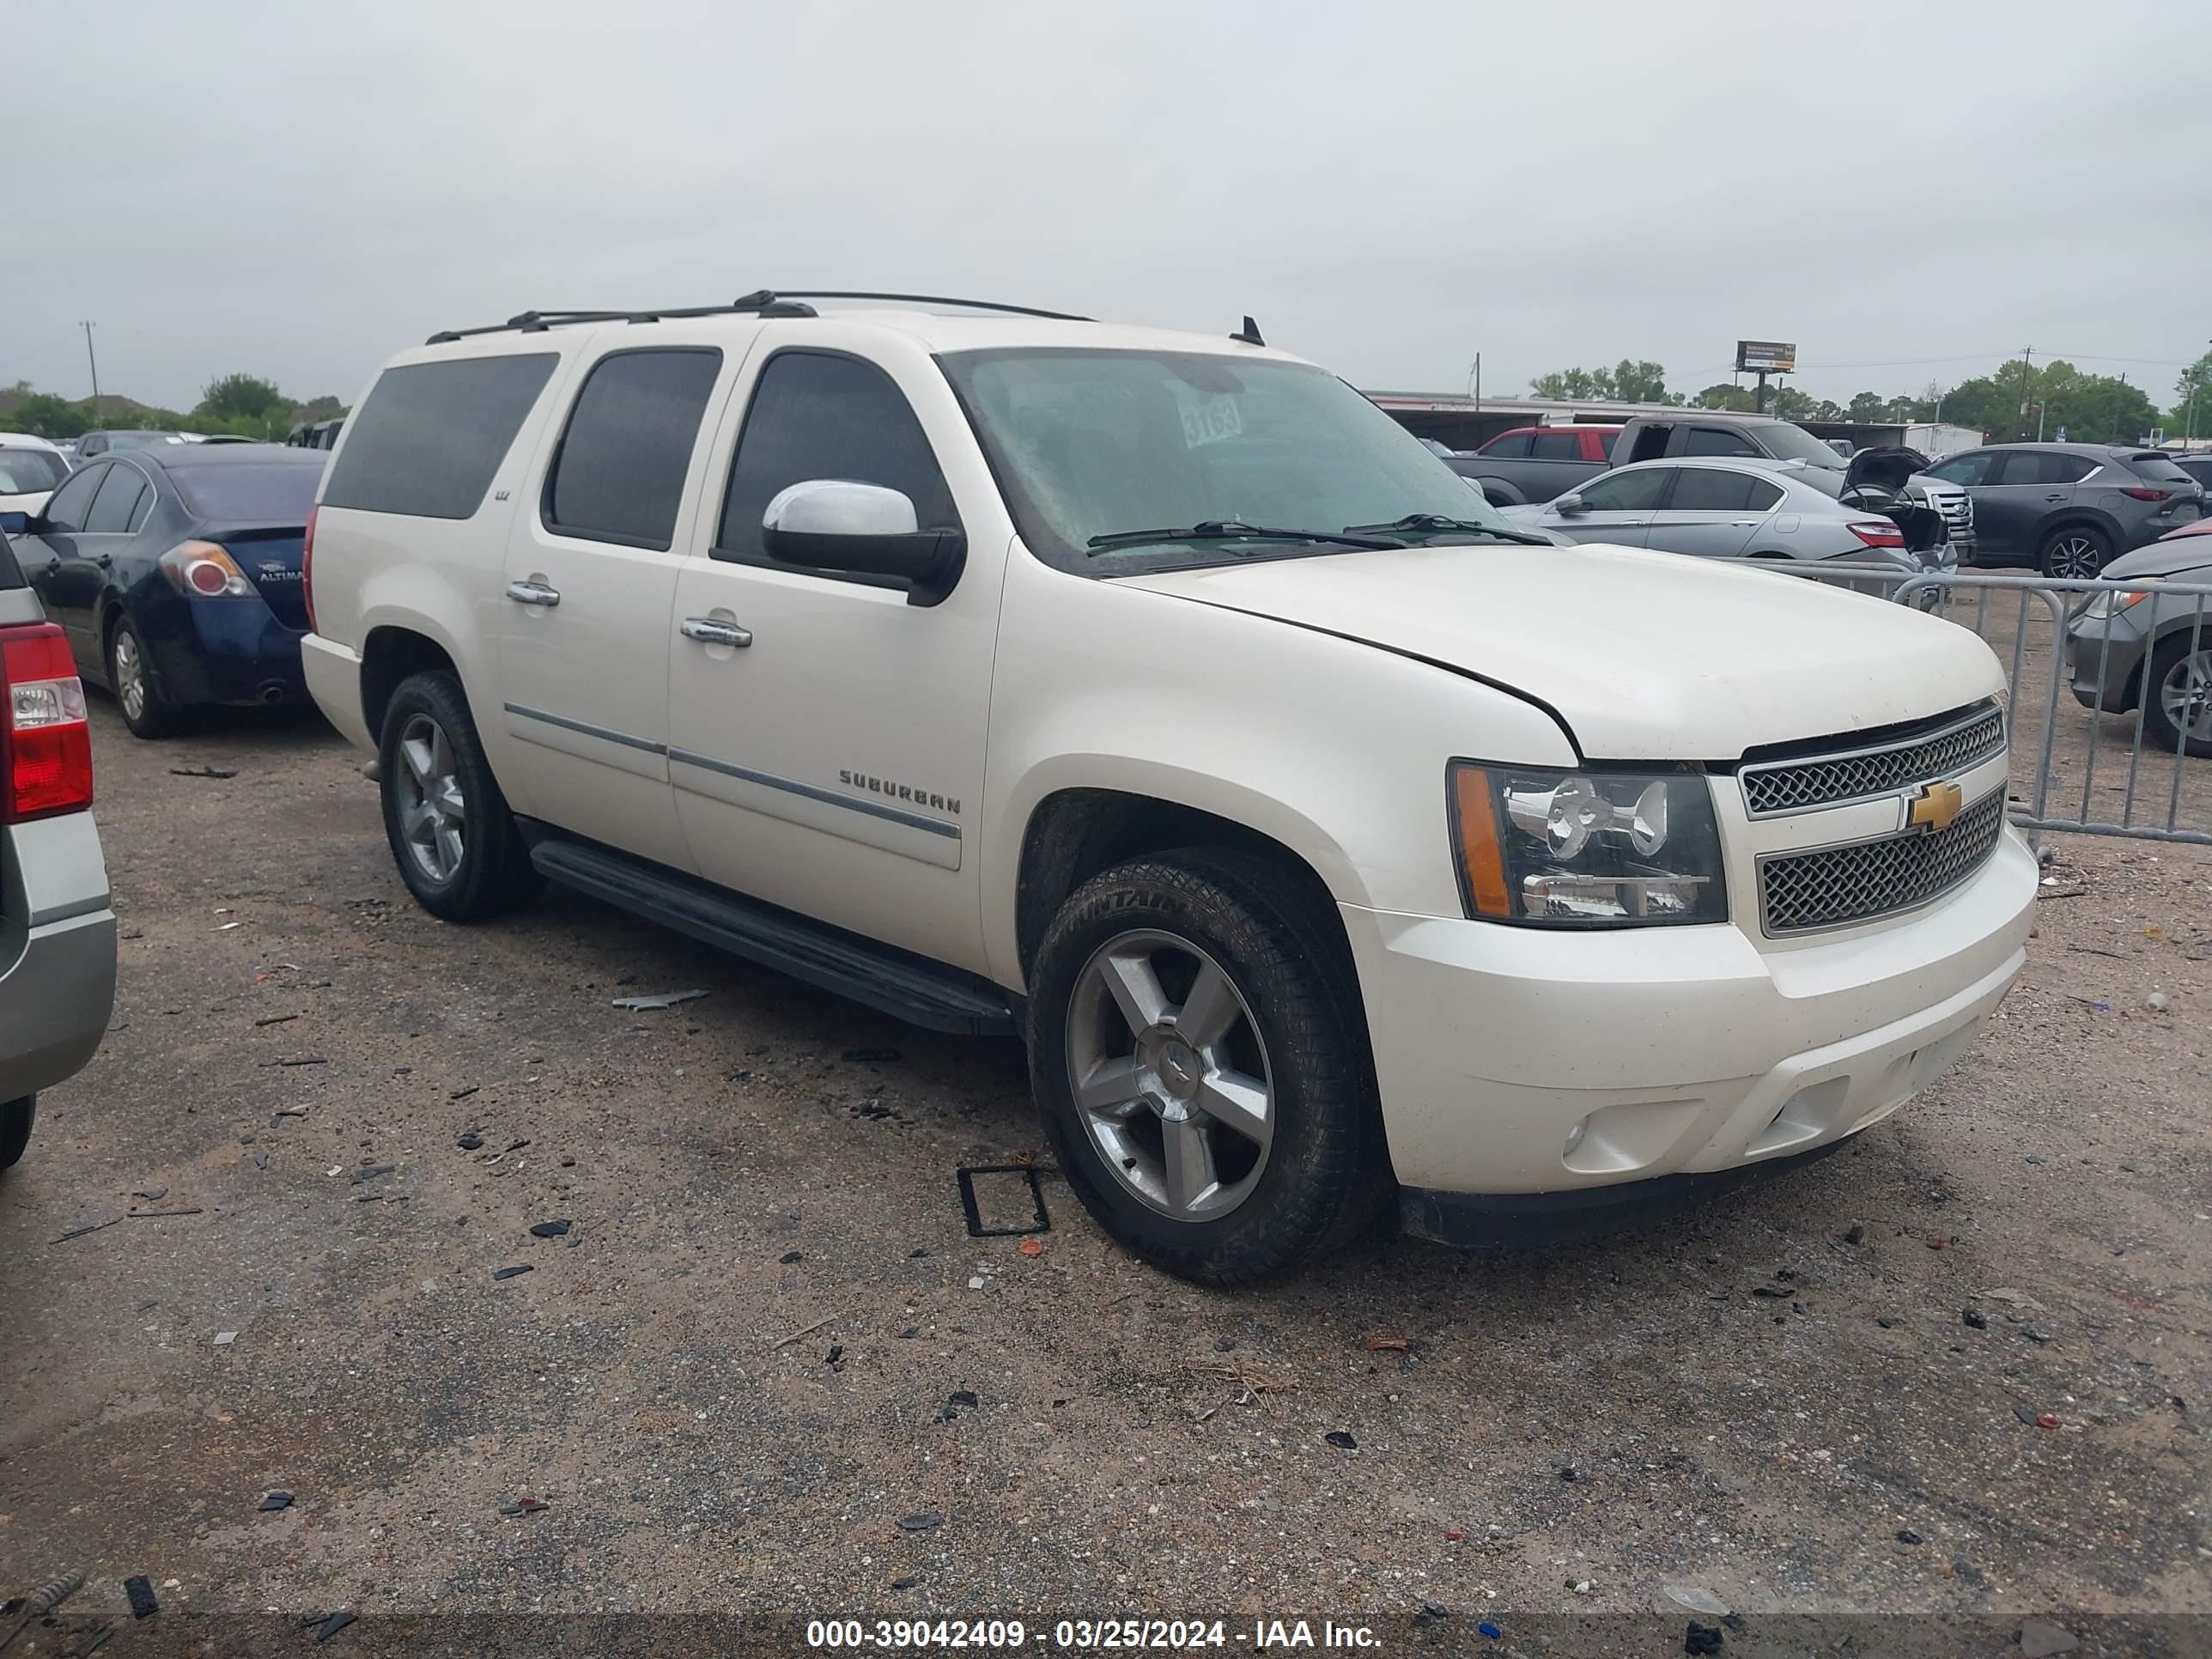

1735,339,1796,374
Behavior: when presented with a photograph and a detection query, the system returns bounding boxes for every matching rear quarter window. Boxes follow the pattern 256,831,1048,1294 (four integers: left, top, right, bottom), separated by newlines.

322,353,559,520
0,536,23,589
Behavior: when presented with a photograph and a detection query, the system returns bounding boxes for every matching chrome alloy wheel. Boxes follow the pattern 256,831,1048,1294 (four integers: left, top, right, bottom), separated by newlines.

1064,929,1274,1221
112,629,147,722
393,713,466,883
2160,646,2212,739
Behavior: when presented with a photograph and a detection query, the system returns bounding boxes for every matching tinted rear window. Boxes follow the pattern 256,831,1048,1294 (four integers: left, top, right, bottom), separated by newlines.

0,536,22,589
2127,455,2193,484
544,349,721,550
323,353,558,520
0,449,69,493
173,462,324,522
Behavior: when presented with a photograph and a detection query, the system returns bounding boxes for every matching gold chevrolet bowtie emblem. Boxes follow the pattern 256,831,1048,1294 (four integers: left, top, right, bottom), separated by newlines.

1907,779,1965,833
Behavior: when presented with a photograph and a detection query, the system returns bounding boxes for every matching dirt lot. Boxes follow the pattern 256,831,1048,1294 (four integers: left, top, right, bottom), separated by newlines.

3,695,2209,1656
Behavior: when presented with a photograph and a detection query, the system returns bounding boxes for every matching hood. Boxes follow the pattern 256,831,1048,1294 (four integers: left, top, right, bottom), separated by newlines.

1120,543,2003,759
2101,528,2212,581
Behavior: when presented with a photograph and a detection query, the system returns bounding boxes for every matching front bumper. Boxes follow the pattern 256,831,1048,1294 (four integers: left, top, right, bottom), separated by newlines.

1341,825,2037,1203
0,815,117,1103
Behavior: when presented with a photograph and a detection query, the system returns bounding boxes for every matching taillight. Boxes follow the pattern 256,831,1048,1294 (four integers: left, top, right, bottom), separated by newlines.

302,505,319,634
156,541,253,598
2120,487,2171,502
2,623,94,822
1847,520,1906,549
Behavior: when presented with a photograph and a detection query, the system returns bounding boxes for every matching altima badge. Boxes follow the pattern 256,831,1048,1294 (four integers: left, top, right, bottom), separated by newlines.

1906,779,1965,834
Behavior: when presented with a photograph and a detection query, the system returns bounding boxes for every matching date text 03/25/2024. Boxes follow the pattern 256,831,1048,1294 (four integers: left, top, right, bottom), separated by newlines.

805,1620,1383,1650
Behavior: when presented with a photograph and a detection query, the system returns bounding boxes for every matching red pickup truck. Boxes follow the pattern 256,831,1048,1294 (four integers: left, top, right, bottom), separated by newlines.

1474,425,1621,462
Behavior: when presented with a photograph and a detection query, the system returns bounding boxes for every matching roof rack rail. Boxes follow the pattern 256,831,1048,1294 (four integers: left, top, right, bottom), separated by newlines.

773,291,1091,322
422,289,1086,346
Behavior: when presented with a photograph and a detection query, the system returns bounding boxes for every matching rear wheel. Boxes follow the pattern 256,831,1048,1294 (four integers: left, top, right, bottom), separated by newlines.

377,672,542,921
2142,633,2212,758
0,1096,33,1171
2039,524,2113,580
106,616,181,739
1026,849,1390,1285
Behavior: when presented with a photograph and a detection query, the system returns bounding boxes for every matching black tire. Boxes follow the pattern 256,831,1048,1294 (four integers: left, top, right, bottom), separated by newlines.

105,614,182,739
1026,848,1391,1285
0,1095,33,1171
2140,631,2212,759
2038,522,2113,580
377,671,542,921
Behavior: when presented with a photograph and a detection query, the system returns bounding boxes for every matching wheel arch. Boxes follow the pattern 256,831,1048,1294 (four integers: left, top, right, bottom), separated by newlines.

1012,786,1353,989
360,624,463,745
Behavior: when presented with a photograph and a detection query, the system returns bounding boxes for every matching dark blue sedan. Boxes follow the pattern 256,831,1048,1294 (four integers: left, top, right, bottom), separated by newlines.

0,444,325,738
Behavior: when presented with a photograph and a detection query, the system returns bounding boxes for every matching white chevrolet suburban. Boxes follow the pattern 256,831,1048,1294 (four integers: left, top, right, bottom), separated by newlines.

301,292,2036,1284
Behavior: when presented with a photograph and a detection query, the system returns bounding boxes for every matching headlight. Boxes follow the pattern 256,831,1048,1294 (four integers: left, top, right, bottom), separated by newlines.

1449,763,1728,927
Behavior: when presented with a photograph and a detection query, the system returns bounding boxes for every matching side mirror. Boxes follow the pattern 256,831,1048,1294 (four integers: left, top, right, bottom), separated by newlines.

0,511,30,536
761,480,965,607
1554,493,1588,516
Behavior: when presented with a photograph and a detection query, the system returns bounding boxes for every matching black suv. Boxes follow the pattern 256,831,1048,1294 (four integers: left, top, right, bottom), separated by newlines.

1919,443,2204,577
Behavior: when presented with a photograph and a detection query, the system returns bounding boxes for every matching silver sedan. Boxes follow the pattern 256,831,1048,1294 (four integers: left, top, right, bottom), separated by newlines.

1502,457,1956,574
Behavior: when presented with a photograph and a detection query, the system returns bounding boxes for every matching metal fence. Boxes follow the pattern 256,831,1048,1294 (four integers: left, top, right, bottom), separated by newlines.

1765,562,2212,847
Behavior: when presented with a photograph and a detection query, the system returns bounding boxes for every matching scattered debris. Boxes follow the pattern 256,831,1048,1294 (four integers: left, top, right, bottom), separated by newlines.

1413,1604,1448,1627
449,1085,480,1103
530,1220,572,1238
273,1105,308,1118
2014,1406,2040,1425
213,1332,238,1346
457,1133,483,1151
131,1187,167,1202
52,1215,123,1243
1363,1334,1412,1352
957,1164,1053,1237
1877,1317,1898,1329
779,1250,804,1265
259,1492,293,1512
253,1152,270,1169
769,1316,837,1350
896,1513,942,1532
252,1014,300,1027
890,1577,919,1592
496,1498,548,1517
2036,1413,2061,1430
130,1207,204,1219
1962,1309,1988,1329
505,1138,529,1152
168,765,237,779
843,1047,903,1062
824,1345,843,1366
1751,1285,1790,1299
1895,1528,1923,1545
2062,996,2111,1012
1558,1466,1577,1483
1477,1622,1501,1641
1324,1431,1358,1450
2018,1619,2079,1658
492,1266,532,1281
1018,1237,1045,1258
1685,1621,1724,1655
2147,991,2171,1013
611,988,708,1011
350,1164,396,1185
271,1056,329,1067
1663,1588,1730,1618
312,1611,356,1644
938,1391,981,1422
1843,1222,1866,1245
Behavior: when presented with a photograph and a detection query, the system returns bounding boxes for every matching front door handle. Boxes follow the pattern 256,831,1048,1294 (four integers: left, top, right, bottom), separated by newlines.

681,617,753,648
505,579,561,607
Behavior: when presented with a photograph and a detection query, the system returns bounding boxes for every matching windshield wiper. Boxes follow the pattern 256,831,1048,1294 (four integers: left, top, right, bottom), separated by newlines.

1343,513,1555,547
1085,520,1405,556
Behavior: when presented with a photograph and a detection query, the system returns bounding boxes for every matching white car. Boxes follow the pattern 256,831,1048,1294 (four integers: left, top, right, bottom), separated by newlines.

0,434,72,518
300,294,2037,1284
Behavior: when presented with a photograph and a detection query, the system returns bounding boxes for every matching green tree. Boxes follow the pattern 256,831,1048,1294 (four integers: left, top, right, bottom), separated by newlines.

1529,366,1610,398
8,392,92,439
1693,382,1755,411
1845,392,1889,423
198,373,287,422
2172,349,2212,441
1528,360,1680,404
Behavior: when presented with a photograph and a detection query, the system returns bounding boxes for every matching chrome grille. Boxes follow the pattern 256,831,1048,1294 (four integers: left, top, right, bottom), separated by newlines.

1739,704,2004,817
1759,790,2006,936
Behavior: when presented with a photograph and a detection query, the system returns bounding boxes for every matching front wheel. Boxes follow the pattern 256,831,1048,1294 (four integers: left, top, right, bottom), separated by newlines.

0,1095,33,1171
377,672,542,921
1026,850,1390,1285
2142,632,2212,758
2039,524,2113,580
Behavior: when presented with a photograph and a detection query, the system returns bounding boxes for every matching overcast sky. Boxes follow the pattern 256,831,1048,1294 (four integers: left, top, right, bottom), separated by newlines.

9,2,2208,415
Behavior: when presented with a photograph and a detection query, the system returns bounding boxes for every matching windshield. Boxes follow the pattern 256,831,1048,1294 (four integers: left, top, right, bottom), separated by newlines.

172,461,323,521
0,448,69,493
1748,421,1847,469
938,348,1518,570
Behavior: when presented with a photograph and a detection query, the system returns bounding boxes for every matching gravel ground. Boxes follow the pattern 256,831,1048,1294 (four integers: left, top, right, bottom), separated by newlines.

2,697,2208,1656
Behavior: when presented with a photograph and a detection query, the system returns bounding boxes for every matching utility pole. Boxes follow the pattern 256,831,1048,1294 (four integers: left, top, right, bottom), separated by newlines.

2185,339,2209,450
2016,347,2034,441
80,320,100,409
2115,372,2129,446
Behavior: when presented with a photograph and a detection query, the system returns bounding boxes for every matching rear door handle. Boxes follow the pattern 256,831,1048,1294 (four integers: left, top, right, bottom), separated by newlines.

505,579,561,607
2044,493,2066,502
680,617,752,648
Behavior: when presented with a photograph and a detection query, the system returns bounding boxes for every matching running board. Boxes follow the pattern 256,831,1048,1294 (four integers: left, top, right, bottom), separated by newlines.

522,828,1018,1037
